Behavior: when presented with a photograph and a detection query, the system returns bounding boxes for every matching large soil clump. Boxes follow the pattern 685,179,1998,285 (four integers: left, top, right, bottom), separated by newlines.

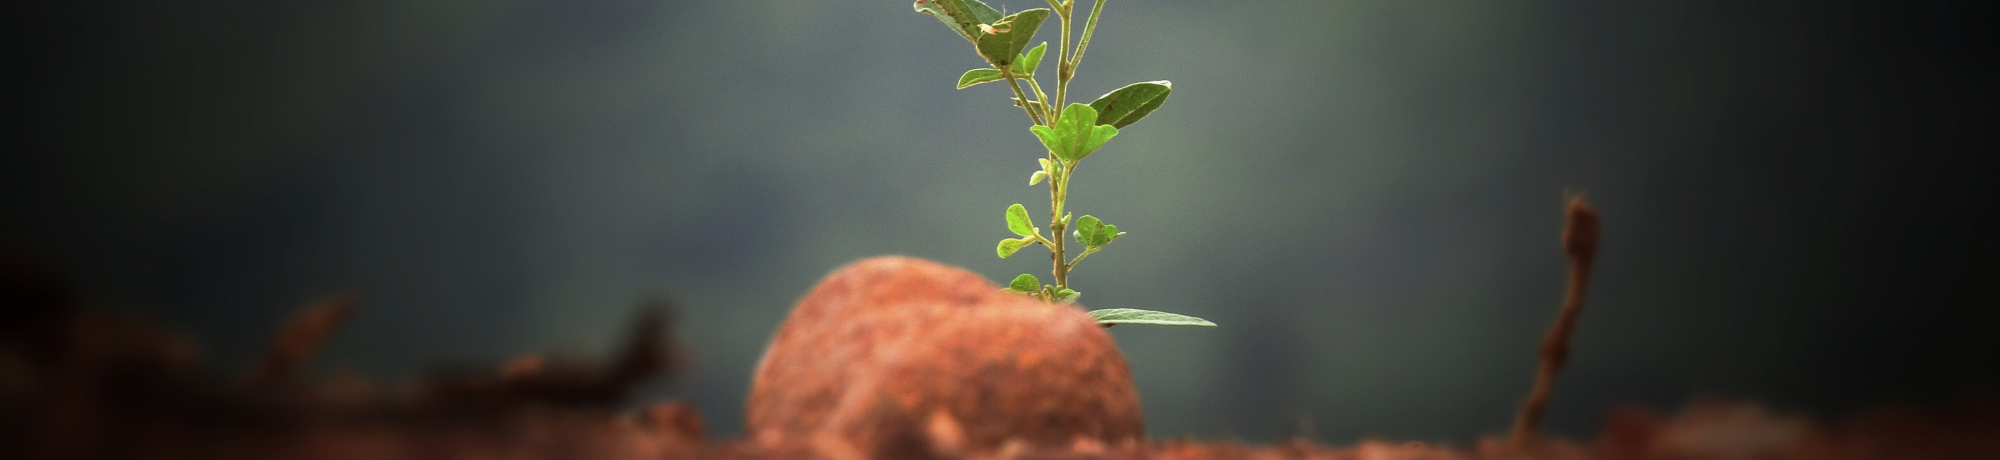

747,256,1145,459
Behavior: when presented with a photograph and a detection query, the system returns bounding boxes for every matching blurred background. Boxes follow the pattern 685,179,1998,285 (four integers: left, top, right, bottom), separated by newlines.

5,0,1992,444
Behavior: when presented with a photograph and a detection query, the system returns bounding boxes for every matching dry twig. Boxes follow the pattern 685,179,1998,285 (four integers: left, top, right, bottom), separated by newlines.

1512,193,1600,448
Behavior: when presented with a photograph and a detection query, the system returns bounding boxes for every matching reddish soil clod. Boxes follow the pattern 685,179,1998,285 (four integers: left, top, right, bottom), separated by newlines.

747,256,1146,459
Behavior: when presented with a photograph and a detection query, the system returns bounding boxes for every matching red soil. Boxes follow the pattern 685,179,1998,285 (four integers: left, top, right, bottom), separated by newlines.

2,253,1994,459
746,256,1144,459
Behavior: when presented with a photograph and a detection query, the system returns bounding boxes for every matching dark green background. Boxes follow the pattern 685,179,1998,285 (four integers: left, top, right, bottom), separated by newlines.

7,0,1992,443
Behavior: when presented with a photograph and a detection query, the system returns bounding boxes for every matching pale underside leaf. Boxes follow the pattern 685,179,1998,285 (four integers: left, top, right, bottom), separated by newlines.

1087,308,1217,327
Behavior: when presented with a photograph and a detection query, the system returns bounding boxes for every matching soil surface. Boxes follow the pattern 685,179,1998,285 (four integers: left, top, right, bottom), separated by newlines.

2,253,1994,459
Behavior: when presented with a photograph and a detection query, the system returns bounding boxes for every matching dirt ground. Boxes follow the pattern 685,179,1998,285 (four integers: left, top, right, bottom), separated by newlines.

3,253,1994,460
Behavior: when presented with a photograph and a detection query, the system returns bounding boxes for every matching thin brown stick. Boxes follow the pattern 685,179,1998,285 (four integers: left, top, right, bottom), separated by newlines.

1511,193,1599,448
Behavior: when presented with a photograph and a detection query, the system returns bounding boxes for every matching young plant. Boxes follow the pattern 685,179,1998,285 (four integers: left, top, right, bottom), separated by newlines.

914,0,1214,328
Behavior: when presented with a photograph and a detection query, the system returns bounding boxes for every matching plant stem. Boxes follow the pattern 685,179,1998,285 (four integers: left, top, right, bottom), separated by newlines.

1050,160,1075,288
1024,72,1054,122
1073,0,1108,70
1048,160,1064,289
1028,1,1095,293
1002,68,1045,126
1054,2,1073,114
1044,3,1081,292
1068,246,1099,267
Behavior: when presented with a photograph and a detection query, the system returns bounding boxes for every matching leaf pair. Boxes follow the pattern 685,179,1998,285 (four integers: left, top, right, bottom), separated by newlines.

996,203,1039,258
1031,104,1120,162
958,43,1048,89
915,0,1047,66
1073,215,1123,249
1003,274,1079,303
1024,83,1175,161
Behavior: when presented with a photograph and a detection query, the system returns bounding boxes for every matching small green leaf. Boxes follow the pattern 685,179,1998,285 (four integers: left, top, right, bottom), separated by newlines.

996,237,1030,258
1074,215,1099,245
1029,170,1047,185
1075,215,1117,248
976,9,1050,67
1055,288,1080,303
1088,81,1173,128
1029,104,1120,162
1088,308,1217,327
957,68,1003,89
914,0,1003,42
1019,42,1047,76
1004,203,1034,236
1037,157,1053,173
1005,273,1041,293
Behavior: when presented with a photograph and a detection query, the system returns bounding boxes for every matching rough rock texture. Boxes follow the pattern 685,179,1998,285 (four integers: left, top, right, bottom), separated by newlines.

746,256,1145,459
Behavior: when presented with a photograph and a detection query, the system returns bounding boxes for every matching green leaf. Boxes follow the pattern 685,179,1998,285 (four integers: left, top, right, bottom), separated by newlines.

1088,308,1217,327
1019,42,1047,77
957,68,1003,89
1075,215,1102,246
1004,203,1035,236
1037,157,1053,173
976,9,1050,67
996,237,1031,258
1005,273,1041,293
1088,81,1173,128
1055,288,1080,303
1029,170,1047,185
914,0,1003,42
1074,215,1119,248
1028,104,1120,162
965,0,1003,23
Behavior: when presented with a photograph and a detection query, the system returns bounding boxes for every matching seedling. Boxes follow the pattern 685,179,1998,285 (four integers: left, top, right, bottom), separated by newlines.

914,0,1214,327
